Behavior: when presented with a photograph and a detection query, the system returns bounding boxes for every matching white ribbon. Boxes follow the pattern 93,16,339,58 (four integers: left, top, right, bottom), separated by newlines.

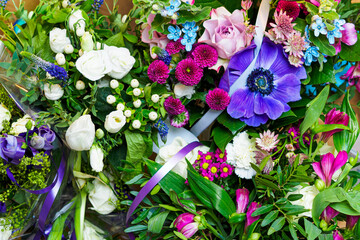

190,0,271,136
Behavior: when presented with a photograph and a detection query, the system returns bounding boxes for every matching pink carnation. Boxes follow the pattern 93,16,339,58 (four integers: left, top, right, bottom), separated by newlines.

166,39,186,55
205,88,230,111
191,45,218,68
147,60,169,84
175,58,203,86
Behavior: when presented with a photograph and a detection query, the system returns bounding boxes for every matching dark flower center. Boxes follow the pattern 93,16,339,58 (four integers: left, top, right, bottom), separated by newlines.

247,67,274,95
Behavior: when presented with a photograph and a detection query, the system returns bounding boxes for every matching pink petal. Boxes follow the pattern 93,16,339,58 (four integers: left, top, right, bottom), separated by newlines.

312,161,326,184
341,23,358,46
320,153,335,186
331,150,348,175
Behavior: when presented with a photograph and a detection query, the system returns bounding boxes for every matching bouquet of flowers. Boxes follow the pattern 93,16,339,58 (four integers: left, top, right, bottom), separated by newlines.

0,0,360,239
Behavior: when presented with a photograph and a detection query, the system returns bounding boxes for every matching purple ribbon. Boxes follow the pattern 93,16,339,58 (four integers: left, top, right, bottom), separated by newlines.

126,141,202,239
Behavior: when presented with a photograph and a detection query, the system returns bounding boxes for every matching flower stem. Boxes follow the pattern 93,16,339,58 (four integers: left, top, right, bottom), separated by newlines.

206,222,224,240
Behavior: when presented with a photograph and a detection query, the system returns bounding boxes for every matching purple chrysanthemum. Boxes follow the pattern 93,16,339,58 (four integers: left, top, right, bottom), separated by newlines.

166,39,186,55
206,88,231,111
191,45,218,68
175,58,203,86
170,110,189,128
148,60,170,84
219,37,306,127
164,96,186,116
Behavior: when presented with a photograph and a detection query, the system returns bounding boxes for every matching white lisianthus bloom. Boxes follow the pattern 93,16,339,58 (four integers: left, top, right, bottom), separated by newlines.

155,137,209,178
10,115,34,136
44,83,64,101
226,131,257,179
0,104,11,132
81,32,94,52
174,83,195,99
75,50,111,81
83,221,105,240
65,115,95,151
49,28,71,53
90,144,104,172
88,179,117,215
104,110,126,134
288,185,319,218
68,10,86,32
104,46,135,79
0,218,12,240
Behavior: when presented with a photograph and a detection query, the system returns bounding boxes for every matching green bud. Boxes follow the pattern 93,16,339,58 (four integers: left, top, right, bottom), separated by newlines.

150,185,161,195
249,233,261,240
315,179,326,191
25,120,33,130
95,129,104,139
99,172,110,184
194,216,201,223
349,156,358,166
320,219,328,230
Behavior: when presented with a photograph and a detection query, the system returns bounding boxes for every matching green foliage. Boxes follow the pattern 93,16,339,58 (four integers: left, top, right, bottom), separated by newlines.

0,84,22,117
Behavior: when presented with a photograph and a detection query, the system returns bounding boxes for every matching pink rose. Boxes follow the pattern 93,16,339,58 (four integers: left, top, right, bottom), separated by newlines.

141,14,170,59
198,7,253,59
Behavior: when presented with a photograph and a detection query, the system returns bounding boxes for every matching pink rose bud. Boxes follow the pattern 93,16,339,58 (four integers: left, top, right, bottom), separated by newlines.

321,108,349,142
321,206,339,224
245,202,261,230
174,213,199,238
346,215,360,229
333,230,344,240
236,188,250,213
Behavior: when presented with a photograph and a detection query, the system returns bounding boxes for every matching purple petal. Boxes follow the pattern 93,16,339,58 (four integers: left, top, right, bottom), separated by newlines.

320,153,335,186
312,162,326,184
255,38,279,69
271,74,302,103
227,88,255,118
181,222,199,238
240,114,269,127
254,94,284,120
331,150,348,176
268,49,303,79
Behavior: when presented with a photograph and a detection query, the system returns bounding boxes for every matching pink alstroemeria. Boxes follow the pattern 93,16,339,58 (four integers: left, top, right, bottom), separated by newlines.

333,230,345,240
321,108,349,142
321,206,339,224
245,202,261,230
241,0,253,11
346,215,360,229
236,188,249,213
312,151,348,187
334,23,358,54
174,213,199,238
341,62,360,92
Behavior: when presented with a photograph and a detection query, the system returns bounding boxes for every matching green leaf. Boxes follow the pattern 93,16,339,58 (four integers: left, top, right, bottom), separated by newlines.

187,162,236,219
211,126,234,152
299,85,329,135
125,130,151,166
293,18,306,32
321,11,339,20
312,124,350,134
131,209,150,224
228,213,246,224
304,219,322,240
309,60,336,85
217,111,246,134
74,190,87,240
309,32,336,56
289,223,299,240
48,205,74,240
267,217,285,235
252,205,273,217
105,32,125,47
287,194,303,201
177,7,212,25
145,159,186,195
124,225,148,233
305,2,319,15
148,211,170,233
333,90,360,152
194,0,242,12
261,210,279,227
159,204,181,211
339,34,360,61
125,174,144,185
124,33,138,43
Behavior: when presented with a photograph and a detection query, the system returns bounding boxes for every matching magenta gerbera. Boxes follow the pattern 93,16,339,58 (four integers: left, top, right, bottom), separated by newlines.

175,58,204,86
191,45,218,68
164,96,186,115
147,60,170,84
276,1,300,21
206,88,231,111
166,39,186,55
170,110,189,128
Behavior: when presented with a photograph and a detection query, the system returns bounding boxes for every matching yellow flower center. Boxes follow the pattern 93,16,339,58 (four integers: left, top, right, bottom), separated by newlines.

219,153,224,158
204,176,209,180
205,155,212,160
197,155,201,160
202,163,209,170
211,167,217,174
222,167,228,173
290,132,295,137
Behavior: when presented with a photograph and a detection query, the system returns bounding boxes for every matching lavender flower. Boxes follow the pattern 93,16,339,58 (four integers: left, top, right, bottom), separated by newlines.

0,135,26,164
154,119,169,141
1,0,9,9
92,0,104,12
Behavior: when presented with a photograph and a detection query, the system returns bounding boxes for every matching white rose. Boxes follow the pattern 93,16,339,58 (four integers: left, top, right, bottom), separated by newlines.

104,46,135,79
288,185,319,218
0,218,12,240
0,104,11,132
76,50,111,81
69,10,86,32
10,115,34,136
90,144,104,172
65,115,95,151
44,83,64,100
55,53,66,65
174,83,195,99
83,221,105,240
155,137,209,178
81,32,94,52
88,179,117,214
104,110,126,133
49,28,71,53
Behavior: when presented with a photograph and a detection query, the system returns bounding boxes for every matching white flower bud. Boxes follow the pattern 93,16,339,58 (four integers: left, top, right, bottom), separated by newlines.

133,88,141,96
44,83,64,100
116,103,125,111
133,99,141,108
55,53,66,65
64,44,74,54
96,128,104,139
110,79,119,89
79,49,84,56
151,94,160,103
62,0,68,8
130,79,139,88
28,11,34,19
124,110,132,118
122,15,128,23
152,4,160,10
171,13,178,20
132,120,141,129
75,80,85,90
106,95,116,104
76,27,85,37
46,72,55,79
149,111,158,121
96,42,102,50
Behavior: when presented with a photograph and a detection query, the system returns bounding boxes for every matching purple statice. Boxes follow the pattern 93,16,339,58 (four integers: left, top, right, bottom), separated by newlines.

92,0,104,12
220,37,306,127
21,52,68,81
1,0,9,9
154,119,169,141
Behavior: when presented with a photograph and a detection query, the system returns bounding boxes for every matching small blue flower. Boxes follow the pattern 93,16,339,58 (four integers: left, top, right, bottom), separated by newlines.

304,46,320,66
154,119,169,142
311,17,327,37
182,21,199,37
158,50,172,65
333,19,346,31
167,25,182,41
92,0,104,12
1,0,9,9
327,28,342,44
181,34,196,51
165,0,181,16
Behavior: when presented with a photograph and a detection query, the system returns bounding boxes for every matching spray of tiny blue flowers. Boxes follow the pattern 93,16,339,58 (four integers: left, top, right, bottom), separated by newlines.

154,119,169,142
20,52,68,81
92,0,104,12
1,0,9,9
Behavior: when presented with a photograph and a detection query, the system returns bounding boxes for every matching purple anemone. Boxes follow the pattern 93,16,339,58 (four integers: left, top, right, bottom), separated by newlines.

219,37,306,127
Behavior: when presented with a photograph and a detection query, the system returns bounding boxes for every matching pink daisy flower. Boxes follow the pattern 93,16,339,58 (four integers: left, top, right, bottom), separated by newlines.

202,172,214,181
209,163,220,178
284,31,306,58
270,10,296,40
166,39,186,55
164,96,186,115
205,88,231,111
215,148,227,163
288,55,304,67
219,163,233,178
191,45,218,68
288,126,300,138
175,58,203,86
256,130,279,152
199,159,212,173
147,60,170,84
276,1,300,21
170,110,189,128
